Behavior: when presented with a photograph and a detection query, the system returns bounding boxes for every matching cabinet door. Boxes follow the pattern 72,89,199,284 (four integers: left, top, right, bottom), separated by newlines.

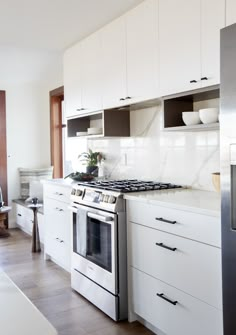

101,17,127,109
159,0,201,96
201,0,225,87
81,31,103,113
24,208,33,234
44,198,71,270
226,0,236,26
126,0,159,103
64,43,83,117
15,204,25,229
131,268,223,335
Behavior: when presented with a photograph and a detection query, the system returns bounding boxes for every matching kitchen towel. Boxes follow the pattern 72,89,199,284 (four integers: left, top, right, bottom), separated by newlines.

76,207,88,257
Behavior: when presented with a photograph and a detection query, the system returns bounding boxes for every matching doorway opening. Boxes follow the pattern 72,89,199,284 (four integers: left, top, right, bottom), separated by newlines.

0,91,8,227
50,86,65,179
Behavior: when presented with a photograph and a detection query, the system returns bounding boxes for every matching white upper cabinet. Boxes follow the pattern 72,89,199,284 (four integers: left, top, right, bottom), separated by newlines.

64,0,225,114
159,0,201,96
81,32,103,113
126,0,159,103
226,0,236,26
101,17,127,109
159,0,225,96
201,0,225,87
64,43,83,118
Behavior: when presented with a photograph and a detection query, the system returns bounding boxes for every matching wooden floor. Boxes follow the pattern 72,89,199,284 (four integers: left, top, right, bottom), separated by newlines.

0,229,153,335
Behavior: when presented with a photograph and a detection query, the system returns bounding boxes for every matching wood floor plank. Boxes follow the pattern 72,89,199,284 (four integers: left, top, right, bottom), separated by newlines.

0,229,154,335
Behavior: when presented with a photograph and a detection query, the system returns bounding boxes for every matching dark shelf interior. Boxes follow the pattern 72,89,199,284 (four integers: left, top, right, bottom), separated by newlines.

67,107,130,138
163,87,220,129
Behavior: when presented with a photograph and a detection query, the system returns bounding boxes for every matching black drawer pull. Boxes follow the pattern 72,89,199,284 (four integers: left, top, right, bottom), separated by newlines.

55,207,64,212
190,79,197,83
156,217,176,224
120,97,125,101
156,293,178,306
55,192,63,196
17,213,22,217
201,76,208,81
156,242,177,252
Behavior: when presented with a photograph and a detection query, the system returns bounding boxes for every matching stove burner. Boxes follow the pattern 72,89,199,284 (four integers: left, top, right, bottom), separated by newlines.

77,179,182,193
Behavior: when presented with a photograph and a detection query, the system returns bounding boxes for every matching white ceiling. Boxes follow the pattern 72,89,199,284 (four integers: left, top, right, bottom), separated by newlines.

0,0,144,51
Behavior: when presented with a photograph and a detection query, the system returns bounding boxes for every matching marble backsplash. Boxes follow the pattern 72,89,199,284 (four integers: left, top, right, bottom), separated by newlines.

65,104,220,191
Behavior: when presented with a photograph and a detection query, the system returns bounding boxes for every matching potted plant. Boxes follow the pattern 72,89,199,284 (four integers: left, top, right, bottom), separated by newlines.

78,149,104,176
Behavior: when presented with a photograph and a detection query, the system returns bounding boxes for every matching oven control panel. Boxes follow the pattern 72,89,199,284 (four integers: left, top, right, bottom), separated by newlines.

83,189,117,204
71,188,117,204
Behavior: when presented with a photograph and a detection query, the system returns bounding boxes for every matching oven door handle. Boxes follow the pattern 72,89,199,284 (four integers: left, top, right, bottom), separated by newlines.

68,206,78,213
87,212,114,223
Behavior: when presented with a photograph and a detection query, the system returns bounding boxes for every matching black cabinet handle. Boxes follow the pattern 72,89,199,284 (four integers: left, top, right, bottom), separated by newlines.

17,213,22,217
125,96,132,100
156,293,178,306
55,207,64,212
80,108,86,111
201,77,208,81
190,80,197,83
156,242,177,252
76,108,81,111
120,98,125,101
155,217,176,224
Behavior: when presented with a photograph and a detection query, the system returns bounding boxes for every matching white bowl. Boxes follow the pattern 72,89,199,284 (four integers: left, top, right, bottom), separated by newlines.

182,111,201,126
76,131,87,136
199,108,219,124
87,127,103,135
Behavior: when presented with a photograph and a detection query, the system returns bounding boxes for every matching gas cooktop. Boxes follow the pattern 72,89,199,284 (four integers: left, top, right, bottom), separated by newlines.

77,179,182,193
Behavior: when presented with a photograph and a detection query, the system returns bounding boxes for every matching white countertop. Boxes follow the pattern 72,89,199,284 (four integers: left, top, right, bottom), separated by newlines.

0,271,57,335
124,188,221,217
42,178,74,188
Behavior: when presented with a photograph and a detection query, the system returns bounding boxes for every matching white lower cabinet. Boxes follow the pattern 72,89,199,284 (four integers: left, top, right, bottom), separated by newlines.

131,267,223,335
127,199,223,335
15,203,44,243
43,183,72,272
130,222,222,309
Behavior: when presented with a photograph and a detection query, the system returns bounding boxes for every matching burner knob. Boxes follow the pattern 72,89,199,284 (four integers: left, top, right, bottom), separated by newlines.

99,194,104,202
71,188,76,195
76,189,83,196
103,195,109,203
108,196,116,204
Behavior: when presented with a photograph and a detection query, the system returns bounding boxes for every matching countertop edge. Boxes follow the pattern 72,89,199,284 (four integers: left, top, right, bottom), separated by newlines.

124,189,221,217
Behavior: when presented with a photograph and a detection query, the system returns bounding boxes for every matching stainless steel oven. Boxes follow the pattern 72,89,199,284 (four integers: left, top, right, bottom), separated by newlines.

70,203,118,294
69,188,127,321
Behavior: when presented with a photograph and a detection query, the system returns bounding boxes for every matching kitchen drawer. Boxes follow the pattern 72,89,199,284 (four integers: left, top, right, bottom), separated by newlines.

127,201,220,247
129,222,222,309
131,267,223,335
45,233,70,270
44,183,71,204
44,198,70,238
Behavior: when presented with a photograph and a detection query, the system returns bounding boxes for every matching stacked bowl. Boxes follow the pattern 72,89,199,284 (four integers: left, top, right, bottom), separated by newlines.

182,108,219,126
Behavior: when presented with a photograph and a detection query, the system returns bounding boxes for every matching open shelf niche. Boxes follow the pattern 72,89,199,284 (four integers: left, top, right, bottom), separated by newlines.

67,107,130,138
163,85,220,131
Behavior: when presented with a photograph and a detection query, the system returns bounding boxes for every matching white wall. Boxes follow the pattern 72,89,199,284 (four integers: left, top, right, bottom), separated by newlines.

0,46,63,227
71,104,219,192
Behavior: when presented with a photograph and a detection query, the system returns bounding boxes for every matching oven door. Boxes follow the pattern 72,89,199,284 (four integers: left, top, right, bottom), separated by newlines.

70,204,117,294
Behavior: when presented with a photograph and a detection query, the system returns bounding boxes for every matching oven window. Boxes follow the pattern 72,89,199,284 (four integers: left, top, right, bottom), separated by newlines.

87,217,112,272
73,212,112,273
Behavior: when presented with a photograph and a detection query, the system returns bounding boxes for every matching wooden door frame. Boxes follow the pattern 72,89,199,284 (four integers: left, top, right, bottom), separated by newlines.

50,86,64,178
0,91,8,222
